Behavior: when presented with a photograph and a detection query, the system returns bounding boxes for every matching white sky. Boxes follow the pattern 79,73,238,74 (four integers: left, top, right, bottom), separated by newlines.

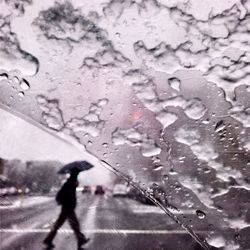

0,108,112,185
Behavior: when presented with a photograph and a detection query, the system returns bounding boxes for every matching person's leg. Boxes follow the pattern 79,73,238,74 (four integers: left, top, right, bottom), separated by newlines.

43,208,67,246
67,210,89,247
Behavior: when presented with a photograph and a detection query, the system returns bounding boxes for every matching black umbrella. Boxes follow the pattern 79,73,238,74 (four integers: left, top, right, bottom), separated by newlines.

58,161,94,174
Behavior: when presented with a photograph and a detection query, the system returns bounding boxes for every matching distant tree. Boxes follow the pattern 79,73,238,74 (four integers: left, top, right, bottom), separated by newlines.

0,158,5,174
24,161,62,193
1,159,62,193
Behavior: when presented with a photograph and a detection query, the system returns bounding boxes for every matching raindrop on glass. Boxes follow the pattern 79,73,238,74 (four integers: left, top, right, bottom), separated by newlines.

163,174,169,180
0,72,8,81
20,79,30,90
153,165,163,171
214,120,225,132
168,77,181,91
169,169,178,175
196,210,206,219
18,91,25,97
13,76,19,84
152,157,161,164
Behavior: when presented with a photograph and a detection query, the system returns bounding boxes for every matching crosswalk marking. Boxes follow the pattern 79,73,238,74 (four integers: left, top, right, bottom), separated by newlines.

0,228,207,234
131,207,196,214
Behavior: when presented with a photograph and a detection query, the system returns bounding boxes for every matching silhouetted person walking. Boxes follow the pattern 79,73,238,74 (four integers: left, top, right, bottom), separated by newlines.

43,168,89,249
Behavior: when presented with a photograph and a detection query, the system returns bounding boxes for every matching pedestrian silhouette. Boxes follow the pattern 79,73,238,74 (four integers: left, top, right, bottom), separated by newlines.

43,168,89,249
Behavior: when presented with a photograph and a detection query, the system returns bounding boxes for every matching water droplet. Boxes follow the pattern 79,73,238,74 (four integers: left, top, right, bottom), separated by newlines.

196,210,206,219
0,72,8,81
214,120,225,132
169,169,178,175
20,79,30,90
13,76,19,84
178,156,185,163
168,77,181,91
102,143,108,148
152,183,159,189
18,91,25,97
163,174,169,180
98,98,109,107
88,141,92,145
115,32,121,39
153,165,163,171
204,168,211,174
152,157,161,164
202,119,210,124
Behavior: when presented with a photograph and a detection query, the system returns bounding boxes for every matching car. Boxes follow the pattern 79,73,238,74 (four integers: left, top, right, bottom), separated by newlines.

8,187,18,196
0,188,8,197
94,185,105,195
113,184,129,197
82,185,92,194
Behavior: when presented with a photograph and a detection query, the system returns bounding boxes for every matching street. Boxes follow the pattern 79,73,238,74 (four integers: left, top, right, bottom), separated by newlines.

0,194,207,250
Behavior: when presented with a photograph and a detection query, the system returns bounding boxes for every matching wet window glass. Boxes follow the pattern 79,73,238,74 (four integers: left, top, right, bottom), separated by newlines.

1,0,250,249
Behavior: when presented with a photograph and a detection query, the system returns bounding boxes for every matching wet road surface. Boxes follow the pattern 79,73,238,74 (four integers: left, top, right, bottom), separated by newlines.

0,194,208,250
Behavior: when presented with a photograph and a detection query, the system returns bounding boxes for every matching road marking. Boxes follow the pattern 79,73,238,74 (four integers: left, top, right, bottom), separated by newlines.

0,197,53,210
0,228,208,234
81,197,99,230
131,206,196,214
